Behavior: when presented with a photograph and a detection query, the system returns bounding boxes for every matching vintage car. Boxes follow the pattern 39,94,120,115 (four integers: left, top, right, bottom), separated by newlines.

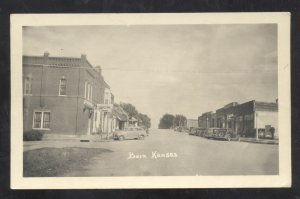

189,127,197,135
139,125,149,135
203,128,219,139
257,128,266,139
195,128,206,137
113,127,147,141
174,126,189,133
212,128,239,141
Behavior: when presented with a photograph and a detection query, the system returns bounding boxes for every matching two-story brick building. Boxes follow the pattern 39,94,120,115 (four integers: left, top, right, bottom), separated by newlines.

23,52,113,136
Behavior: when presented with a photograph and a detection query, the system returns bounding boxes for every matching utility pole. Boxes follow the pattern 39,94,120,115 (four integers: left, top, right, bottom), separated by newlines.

255,112,259,140
206,117,208,128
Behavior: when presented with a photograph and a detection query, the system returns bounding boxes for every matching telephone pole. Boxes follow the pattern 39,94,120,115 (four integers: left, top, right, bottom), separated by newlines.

255,112,259,140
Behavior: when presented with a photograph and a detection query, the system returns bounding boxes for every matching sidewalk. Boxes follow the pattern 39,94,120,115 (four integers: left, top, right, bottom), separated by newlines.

42,133,115,142
239,137,279,145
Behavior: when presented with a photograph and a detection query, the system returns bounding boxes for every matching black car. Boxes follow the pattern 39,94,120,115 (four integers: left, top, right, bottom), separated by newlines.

212,128,239,141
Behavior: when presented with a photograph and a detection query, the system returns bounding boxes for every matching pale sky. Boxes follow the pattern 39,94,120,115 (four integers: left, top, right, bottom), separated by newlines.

23,24,278,128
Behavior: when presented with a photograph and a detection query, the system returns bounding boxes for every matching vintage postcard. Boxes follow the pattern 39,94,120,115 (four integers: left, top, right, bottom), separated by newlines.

11,13,291,189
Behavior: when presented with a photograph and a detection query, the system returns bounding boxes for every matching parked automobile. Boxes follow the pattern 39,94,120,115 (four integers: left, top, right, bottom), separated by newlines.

174,126,189,133
203,128,219,139
189,127,197,135
212,128,239,141
195,128,206,137
140,126,150,136
264,131,273,139
181,127,190,133
257,128,265,139
251,128,269,139
113,127,147,141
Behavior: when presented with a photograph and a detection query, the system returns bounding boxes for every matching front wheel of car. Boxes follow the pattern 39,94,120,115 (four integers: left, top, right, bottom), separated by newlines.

139,135,144,140
119,135,125,141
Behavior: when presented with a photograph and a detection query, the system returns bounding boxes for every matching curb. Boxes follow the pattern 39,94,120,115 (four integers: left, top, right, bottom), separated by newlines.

239,139,279,145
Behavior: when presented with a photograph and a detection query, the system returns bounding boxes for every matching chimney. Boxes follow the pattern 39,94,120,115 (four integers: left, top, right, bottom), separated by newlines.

44,51,50,57
43,51,50,64
81,54,87,60
95,65,102,75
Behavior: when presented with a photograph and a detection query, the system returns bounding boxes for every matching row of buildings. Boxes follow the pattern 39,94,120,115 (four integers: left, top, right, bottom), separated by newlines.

23,52,137,136
197,100,278,138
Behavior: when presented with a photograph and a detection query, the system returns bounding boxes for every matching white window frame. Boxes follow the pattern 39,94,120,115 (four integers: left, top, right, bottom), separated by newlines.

84,81,93,101
32,110,51,130
59,77,67,96
24,76,32,95
85,81,88,99
90,84,93,101
87,83,90,100
104,91,111,104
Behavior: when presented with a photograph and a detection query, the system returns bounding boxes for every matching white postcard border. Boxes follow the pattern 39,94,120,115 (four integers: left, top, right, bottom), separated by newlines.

11,13,291,189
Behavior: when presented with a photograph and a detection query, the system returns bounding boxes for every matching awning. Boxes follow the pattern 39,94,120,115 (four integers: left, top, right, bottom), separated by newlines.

112,107,128,121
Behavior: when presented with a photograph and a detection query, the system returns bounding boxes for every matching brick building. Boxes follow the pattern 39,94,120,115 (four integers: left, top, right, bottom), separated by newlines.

23,52,114,135
198,100,278,138
198,111,213,128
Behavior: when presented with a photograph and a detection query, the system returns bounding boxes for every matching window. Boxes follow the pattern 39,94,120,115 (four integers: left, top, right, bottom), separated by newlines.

85,81,88,99
43,112,51,128
90,84,93,101
24,76,32,95
104,92,110,104
84,81,93,101
33,112,42,128
87,83,90,99
59,77,67,96
33,111,51,129
244,114,253,121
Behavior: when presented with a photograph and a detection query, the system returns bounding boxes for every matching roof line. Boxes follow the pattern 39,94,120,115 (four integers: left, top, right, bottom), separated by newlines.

23,55,82,60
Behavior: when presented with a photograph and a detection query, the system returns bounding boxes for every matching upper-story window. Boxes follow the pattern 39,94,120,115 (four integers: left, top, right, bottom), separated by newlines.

85,82,88,99
90,84,93,101
24,76,32,95
244,114,254,121
104,92,109,104
85,81,93,101
59,77,67,96
104,90,111,104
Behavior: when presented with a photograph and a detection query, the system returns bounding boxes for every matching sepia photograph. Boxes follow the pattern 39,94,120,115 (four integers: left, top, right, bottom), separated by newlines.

11,13,291,189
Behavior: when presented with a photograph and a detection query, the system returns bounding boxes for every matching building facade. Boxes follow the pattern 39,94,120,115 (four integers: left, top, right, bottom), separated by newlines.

198,100,278,138
23,52,113,135
128,117,138,127
186,119,198,129
198,111,213,128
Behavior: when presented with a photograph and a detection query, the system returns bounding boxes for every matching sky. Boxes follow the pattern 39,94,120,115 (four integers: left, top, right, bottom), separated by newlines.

23,24,278,128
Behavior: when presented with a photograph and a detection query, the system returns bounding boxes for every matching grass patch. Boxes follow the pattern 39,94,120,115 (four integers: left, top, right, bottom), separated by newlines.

23,147,112,177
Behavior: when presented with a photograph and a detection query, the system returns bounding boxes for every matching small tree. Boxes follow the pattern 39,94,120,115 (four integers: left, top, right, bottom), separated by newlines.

158,114,175,129
138,113,151,129
119,102,151,128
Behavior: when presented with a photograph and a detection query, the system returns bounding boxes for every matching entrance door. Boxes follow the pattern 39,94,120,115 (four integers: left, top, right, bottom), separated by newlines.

87,117,91,135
